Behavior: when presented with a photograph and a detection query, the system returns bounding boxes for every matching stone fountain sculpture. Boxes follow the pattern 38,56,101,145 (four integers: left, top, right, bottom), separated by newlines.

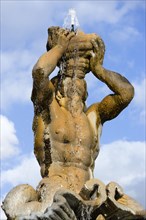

2,10,146,220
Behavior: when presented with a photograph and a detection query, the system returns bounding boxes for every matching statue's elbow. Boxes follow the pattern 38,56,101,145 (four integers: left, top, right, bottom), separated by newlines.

128,83,134,101
32,64,45,79
123,83,134,105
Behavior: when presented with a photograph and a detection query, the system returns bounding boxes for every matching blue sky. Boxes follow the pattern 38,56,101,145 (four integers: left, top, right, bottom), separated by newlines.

0,1,145,218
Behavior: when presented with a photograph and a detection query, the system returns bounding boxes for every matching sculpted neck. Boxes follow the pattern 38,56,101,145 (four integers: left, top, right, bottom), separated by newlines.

56,77,87,116
67,95,85,117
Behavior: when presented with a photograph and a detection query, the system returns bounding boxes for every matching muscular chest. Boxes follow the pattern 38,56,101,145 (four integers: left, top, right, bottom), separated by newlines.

49,110,94,146
49,114,75,143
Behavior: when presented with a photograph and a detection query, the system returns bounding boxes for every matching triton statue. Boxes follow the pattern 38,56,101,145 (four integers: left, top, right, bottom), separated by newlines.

2,25,145,220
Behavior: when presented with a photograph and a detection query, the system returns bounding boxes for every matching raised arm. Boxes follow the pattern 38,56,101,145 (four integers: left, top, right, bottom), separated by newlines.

31,30,75,175
90,39,134,124
31,30,75,108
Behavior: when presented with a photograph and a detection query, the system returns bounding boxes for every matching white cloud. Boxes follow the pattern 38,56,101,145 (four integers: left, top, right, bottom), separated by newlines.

0,211,6,220
133,78,146,109
109,26,140,43
76,1,144,27
1,1,144,50
1,153,41,188
1,50,34,110
1,1,68,49
1,50,37,75
0,115,20,160
94,140,145,207
1,73,32,110
1,48,60,111
1,153,41,219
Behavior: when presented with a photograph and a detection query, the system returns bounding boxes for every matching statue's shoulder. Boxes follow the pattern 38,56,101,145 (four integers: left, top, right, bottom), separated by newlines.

86,103,102,126
86,102,100,115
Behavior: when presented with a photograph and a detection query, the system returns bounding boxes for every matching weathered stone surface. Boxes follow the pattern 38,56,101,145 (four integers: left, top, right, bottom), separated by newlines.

4,180,145,219
2,26,145,220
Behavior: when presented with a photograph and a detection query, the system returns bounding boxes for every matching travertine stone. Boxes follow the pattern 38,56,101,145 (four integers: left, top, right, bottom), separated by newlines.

2,26,145,220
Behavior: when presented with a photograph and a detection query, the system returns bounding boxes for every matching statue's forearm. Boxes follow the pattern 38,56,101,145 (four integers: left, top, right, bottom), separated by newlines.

31,46,64,104
32,45,64,79
92,65,134,103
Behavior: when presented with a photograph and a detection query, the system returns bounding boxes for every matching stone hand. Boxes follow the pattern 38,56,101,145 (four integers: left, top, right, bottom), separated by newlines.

90,36,105,72
44,194,77,220
57,29,75,53
56,91,68,108
90,39,101,73
18,194,77,220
